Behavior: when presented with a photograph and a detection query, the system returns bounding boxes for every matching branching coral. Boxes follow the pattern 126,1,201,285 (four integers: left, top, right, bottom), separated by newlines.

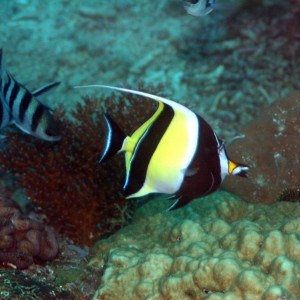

278,188,300,203
0,86,157,246
0,197,58,269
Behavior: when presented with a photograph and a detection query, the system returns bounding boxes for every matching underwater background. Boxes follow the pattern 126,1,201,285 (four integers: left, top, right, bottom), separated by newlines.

0,0,299,299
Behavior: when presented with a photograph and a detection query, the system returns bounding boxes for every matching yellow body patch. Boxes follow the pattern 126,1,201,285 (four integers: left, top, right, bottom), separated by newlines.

144,110,189,193
123,102,164,181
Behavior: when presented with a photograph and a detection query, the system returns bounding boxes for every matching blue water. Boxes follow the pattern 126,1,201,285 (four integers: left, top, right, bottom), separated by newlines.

1,0,298,139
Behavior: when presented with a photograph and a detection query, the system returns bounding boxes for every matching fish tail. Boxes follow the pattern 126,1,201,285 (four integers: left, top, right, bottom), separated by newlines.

99,113,127,163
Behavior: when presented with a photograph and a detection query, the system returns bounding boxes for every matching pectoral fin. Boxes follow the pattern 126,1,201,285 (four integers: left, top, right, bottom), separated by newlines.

182,167,199,176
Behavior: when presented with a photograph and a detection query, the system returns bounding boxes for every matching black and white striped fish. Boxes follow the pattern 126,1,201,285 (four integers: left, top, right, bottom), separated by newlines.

76,84,250,210
184,0,232,17
0,95,12,129
184,0,216,16
0,49,61,141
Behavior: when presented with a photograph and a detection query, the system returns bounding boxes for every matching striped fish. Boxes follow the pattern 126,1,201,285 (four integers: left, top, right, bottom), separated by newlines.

0,96,12,130
76,85,249,210
184,0,216,16
0,49,61,141
184,0,233,17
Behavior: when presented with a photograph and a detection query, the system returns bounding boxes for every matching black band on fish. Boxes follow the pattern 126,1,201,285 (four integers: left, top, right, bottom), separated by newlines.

19,90,32,123
31,105,45,132
124,103,174,196
3,75,12,100
8,78,20,111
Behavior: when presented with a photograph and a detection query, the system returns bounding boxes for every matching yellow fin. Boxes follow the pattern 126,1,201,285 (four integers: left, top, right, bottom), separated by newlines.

126,184,155,199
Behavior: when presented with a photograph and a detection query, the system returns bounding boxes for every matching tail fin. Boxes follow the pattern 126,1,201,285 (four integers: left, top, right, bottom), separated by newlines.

99,113,126,163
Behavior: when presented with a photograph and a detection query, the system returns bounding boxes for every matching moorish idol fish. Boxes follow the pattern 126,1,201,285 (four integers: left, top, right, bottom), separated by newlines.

77,85,250,210
0,49,61,141
184,0,216,16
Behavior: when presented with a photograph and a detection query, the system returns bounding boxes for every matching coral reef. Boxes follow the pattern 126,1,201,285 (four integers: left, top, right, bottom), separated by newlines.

0,197,58,270
0,270,73,299
0,234,104,298
223,91,300,204
1,1,299,297
89,191,300,299
0,89,156,246
278,188,300,203
52,243,103,300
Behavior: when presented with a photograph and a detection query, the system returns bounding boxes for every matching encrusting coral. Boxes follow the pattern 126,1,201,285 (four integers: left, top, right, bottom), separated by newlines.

0,87,157,246
0,197,58,269
89,191,300,300
223,91,300,204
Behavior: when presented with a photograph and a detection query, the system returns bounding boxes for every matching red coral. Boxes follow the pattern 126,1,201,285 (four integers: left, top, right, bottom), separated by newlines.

0,88,156,246
223,91,300,203
0,197,58,269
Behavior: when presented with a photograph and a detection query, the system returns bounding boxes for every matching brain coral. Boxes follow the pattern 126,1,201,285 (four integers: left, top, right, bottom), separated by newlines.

223,91,300,204
0,197,58,269
89,191,300,300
